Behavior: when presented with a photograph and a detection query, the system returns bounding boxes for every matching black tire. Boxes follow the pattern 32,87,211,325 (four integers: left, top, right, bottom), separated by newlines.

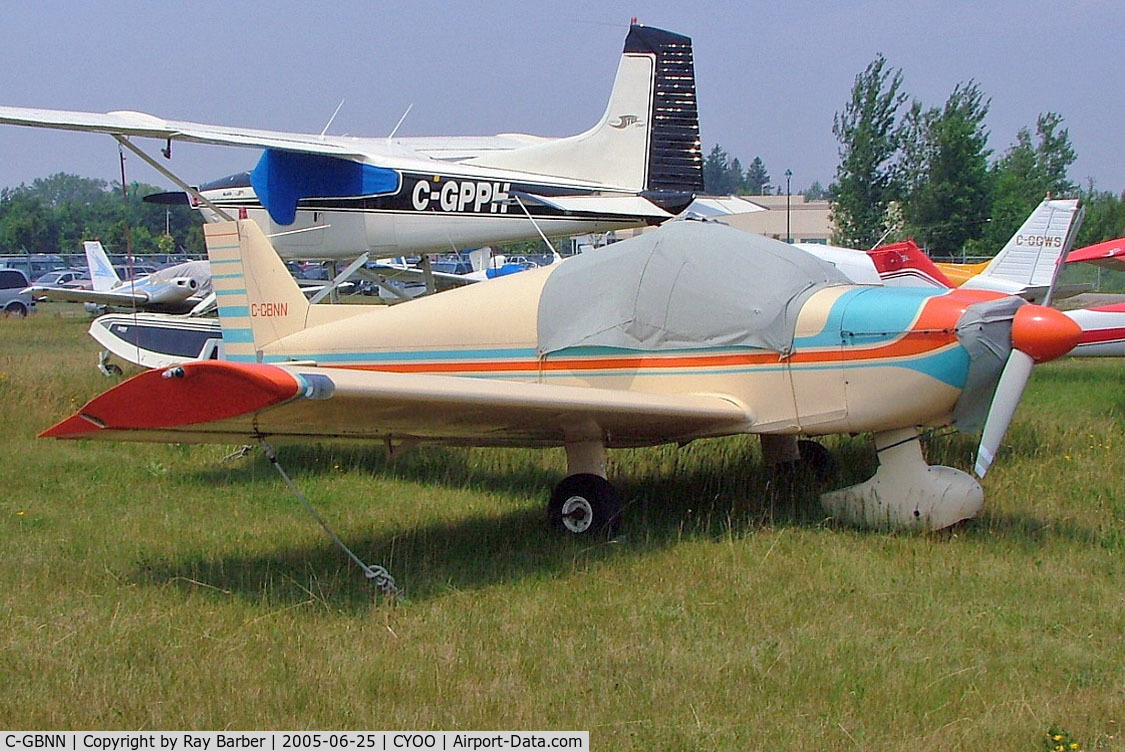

103,363,123,377
797,439,836,479
4,302,28,318
548,473,622,536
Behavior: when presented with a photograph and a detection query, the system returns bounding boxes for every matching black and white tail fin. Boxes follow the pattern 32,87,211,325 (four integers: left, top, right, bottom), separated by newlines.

468,24,702,197
204,220,309,363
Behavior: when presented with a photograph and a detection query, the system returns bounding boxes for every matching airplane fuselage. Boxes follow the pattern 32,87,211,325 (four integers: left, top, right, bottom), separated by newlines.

214,249,1007,440
194,170,670,260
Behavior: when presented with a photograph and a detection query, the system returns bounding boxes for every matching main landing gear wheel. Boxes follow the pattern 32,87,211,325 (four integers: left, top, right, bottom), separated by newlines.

796,439,836,479
548,473,622,537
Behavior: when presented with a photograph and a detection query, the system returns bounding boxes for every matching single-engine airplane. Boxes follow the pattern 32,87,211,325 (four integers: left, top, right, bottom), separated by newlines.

44,219,1082,533
25,240,211,314
1,24,703,261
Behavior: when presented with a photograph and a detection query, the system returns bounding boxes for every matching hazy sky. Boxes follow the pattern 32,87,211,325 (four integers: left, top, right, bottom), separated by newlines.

1,0,1121,194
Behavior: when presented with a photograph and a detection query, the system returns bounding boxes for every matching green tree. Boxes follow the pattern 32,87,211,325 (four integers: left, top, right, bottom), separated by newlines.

830,54,908,248
743,157,771,195
0,173,202,254
899,81,992,256
1077,183,1125,247
969,112,1077,254
803,181,832,201
703,144,742,194
0,191,55,252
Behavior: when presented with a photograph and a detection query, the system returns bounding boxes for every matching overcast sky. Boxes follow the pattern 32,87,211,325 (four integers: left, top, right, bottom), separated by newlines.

1,0,1121,195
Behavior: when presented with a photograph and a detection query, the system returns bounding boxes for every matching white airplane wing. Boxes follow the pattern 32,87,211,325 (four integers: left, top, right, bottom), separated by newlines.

25,286,151,307
0,105,615,181
0,106,368,160
42,361,753,446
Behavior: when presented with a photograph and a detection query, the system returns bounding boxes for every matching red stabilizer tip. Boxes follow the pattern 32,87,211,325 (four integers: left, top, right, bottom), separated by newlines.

40,361,301,438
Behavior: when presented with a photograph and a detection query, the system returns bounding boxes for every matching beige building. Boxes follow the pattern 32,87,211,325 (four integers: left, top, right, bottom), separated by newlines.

715,194,833,244
602,194,833,248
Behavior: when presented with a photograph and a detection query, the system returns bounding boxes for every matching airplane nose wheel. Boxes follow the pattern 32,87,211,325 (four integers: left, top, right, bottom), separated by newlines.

549,473,622,536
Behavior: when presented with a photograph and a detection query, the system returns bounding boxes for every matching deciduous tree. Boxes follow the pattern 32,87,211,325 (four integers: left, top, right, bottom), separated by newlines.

831,54,907,248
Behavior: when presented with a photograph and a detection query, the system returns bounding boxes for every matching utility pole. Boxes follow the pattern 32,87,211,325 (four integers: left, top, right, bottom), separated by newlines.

784,169,792,243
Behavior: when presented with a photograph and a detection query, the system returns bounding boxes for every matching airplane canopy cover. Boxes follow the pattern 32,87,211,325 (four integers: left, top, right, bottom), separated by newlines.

537,220,851,355
250,149,401,225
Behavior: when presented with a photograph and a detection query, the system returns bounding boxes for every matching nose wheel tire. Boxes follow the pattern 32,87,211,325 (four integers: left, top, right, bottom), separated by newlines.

548,473,622,536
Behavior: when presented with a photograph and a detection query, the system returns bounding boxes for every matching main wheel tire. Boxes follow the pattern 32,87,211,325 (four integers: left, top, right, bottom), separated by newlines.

797,439,836,479
548,473,622,536
4,302,28,318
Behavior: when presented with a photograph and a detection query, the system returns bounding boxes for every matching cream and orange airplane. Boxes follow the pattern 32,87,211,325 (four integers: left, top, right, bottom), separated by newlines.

43,219,1081,534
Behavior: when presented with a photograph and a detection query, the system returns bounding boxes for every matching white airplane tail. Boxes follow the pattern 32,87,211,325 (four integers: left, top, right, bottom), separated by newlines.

83,241,120,292
976,197,1082,288
467,24,703,197
204,220,310,362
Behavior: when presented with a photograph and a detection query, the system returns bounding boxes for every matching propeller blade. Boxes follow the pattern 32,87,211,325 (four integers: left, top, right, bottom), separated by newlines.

975,348,1034,477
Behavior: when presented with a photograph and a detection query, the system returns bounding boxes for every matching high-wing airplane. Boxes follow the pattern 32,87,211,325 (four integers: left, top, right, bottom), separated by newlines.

44,219,1081,534
25,240,211,314
1,24,703,261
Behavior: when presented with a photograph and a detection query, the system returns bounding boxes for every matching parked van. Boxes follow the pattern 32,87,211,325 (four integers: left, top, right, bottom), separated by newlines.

0,268,36,317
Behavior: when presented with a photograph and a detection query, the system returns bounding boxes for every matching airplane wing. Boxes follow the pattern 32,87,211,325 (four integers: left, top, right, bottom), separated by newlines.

0,106,369,160
0,105,583,179
1067,237,1125,271
42,361,753,447
25,285,152,307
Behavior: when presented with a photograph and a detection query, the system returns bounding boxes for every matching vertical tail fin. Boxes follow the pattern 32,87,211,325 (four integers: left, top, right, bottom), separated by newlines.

978,198,1081,287
204,220,309,363
83,241,120,292
467,24,702,196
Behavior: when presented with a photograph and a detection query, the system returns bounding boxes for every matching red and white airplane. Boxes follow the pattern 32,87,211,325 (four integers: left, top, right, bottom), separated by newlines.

865,224,1125,358
43,219,1081,534
804,198,1124,359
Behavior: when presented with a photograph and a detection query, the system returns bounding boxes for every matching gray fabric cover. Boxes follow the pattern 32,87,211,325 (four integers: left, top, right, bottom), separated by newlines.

537,220,852,355
951,295,1024,432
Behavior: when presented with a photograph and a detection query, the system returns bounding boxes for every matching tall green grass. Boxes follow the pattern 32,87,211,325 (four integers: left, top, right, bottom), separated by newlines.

1,307,1122,749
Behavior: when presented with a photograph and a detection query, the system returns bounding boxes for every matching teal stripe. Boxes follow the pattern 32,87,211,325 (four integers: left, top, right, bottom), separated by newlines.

211,272,244,280
207,245,240,252
793,287,949,350
214,288,247,296
209,257,242,265
218,306,250,317
261,347,537,364
556,344,763,357
223,328,255,343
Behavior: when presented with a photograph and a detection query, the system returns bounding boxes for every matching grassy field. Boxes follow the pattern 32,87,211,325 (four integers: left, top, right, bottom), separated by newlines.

1,306,1122,749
